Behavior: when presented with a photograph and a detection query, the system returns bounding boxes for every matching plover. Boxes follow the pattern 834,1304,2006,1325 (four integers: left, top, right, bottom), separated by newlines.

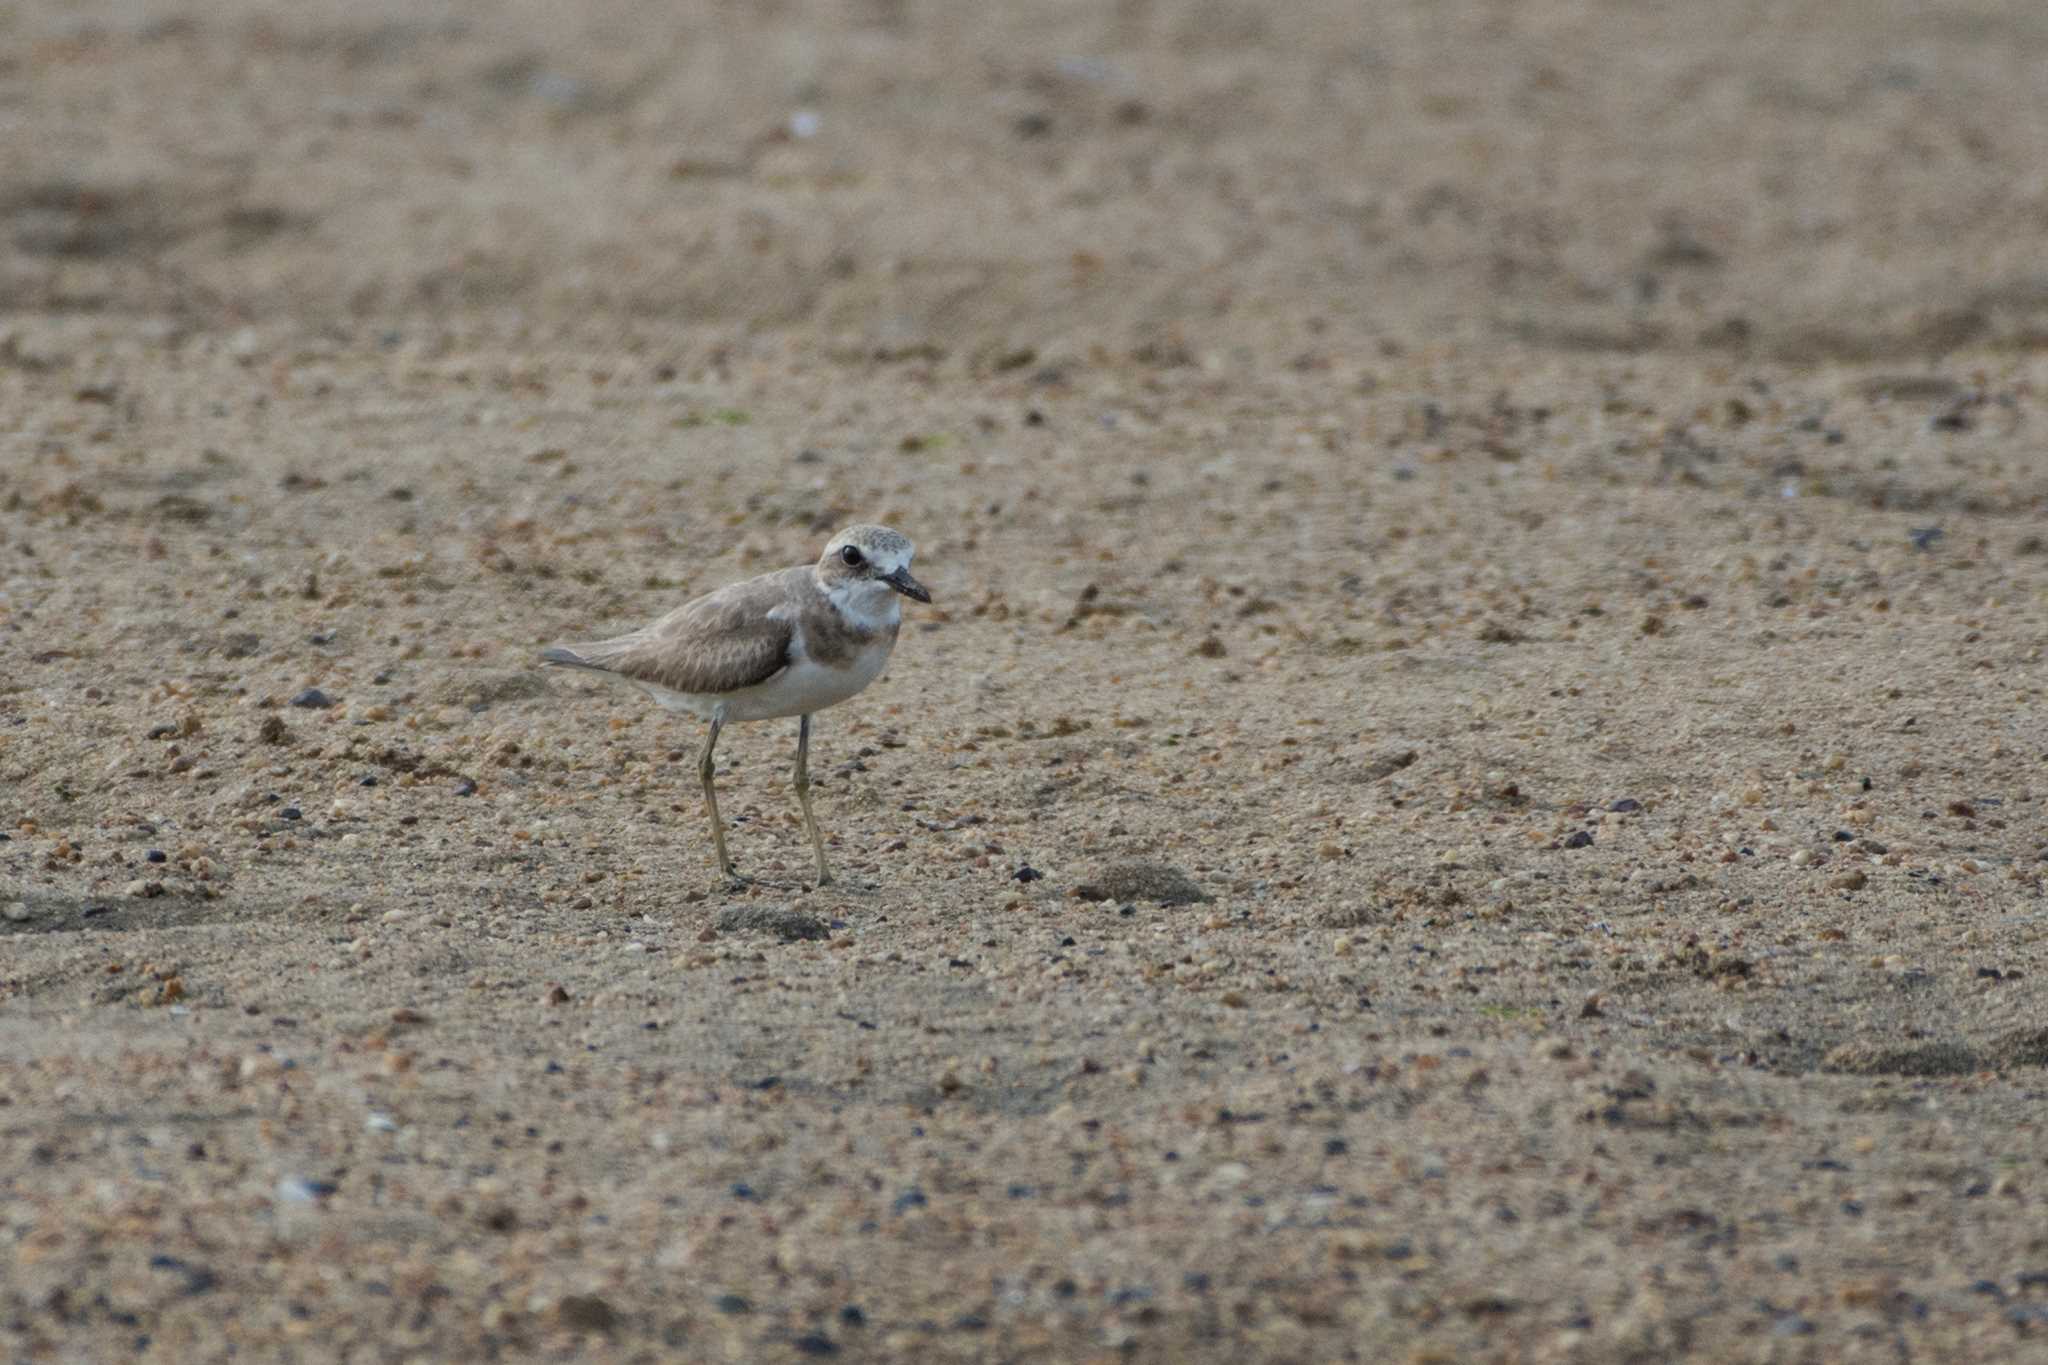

540,524,930,887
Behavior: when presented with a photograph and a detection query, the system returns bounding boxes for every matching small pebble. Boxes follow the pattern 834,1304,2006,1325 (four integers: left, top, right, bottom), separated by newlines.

279,807,302,821
556,1294,618,1334
1562,831,1594,849
148,1255,219,1298
289,688,333,709
3,902,32,923
1608,798,1641,813
146,849,166,863
1013,865,1043,883
275,1177,335,1204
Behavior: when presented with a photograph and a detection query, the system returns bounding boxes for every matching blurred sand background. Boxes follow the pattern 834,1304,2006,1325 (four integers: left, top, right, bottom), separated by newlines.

4,1,2048,1360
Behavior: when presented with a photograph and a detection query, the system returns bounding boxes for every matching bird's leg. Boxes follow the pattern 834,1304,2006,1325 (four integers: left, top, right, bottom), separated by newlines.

698,714,741,883
795,713,833,887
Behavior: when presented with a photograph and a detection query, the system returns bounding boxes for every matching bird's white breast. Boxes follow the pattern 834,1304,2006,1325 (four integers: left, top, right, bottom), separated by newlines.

735,635,893,720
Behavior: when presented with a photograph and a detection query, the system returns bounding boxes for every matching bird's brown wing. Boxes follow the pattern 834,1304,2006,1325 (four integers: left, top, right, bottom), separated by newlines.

553,570,797,696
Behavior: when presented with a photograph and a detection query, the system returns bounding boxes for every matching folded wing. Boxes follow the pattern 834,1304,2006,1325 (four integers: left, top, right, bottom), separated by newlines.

543,574,795,696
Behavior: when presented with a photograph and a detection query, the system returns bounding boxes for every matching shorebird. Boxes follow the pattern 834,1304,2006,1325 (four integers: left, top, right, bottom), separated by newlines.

541,524,930,887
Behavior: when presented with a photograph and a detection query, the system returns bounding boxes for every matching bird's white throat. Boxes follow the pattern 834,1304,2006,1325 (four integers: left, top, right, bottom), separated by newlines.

826,577,903,632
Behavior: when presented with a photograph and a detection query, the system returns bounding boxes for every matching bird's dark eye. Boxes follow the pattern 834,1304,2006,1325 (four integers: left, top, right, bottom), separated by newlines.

840,545,864,567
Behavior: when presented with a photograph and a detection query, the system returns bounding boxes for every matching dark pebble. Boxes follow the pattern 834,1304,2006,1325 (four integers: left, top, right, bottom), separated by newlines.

1562,830,1594,849
309,632,335,646
556,1294,617,1334
1977,967,2003,980
1608,798,1641,813
730,1183,759,1201
1183,1272,1211,1293
952,1315,988,1332
1833,830,1855,841
1970,1280,2006,1300
146,850,166,863
1325,1138,1348,1156
1052,1279,1078,1299
147,1255,218,1297
713,1294,751,1315
838,1306,866,1328
359,775,378,787
2017,1271,2048,1291
1013,865,1043,882
1007,1184,1035,1199
279,807,302,821
1383,1240,1414,1260
453,778,477,796
892,1189,928,1215
793,1334,839,1357
373,672,392,685
289,688,333,709
751,1076,781,1090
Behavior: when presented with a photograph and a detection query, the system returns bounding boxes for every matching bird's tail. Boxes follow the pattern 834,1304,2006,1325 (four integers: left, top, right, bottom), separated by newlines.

539,646,607,671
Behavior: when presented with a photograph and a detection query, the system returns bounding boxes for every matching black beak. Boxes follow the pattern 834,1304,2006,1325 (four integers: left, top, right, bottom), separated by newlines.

883,566,931,603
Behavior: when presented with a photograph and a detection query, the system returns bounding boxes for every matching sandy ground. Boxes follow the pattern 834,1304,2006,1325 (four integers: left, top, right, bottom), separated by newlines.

5,1,2048,1360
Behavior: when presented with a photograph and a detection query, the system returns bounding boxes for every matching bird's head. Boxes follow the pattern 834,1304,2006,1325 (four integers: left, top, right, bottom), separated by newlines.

817,524,930,604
